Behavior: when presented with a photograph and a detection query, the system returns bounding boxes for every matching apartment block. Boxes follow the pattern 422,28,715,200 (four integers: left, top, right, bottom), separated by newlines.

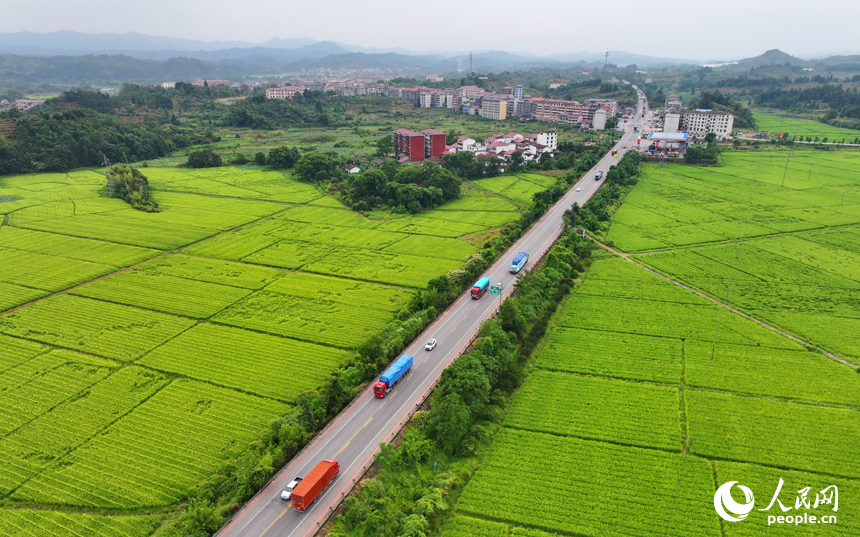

266,86,306,100
479,97,508,120
394,128,447,162
394,129,426,162
678,109,734,140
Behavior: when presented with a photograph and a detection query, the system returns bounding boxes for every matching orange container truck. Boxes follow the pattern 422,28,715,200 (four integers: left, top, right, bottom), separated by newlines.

290,459,339,511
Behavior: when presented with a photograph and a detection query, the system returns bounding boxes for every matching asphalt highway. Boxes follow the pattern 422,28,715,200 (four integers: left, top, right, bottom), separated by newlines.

217,87,649,537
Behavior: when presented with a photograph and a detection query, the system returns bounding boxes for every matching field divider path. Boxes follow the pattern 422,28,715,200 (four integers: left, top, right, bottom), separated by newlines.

588,233,858,368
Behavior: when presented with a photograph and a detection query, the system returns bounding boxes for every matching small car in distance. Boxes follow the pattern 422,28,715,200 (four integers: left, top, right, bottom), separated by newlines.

425,338,437,351
281,477,303,500
575,187,581,192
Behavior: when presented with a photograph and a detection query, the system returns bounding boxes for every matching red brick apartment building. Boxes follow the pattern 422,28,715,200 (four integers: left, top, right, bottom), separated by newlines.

394,129,447,162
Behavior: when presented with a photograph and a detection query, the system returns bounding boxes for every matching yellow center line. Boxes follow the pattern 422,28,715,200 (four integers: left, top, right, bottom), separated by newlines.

336,417,373,456
407,372,414,381
258,505,290,537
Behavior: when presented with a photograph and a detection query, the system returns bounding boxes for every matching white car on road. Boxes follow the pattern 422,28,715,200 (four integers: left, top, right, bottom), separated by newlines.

425,339,437,351
280,477,303,500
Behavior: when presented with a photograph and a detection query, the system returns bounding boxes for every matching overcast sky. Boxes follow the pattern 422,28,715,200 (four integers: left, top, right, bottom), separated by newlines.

2,0,859,60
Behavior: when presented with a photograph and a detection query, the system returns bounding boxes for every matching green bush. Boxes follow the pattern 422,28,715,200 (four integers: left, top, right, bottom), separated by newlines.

186,148,222,168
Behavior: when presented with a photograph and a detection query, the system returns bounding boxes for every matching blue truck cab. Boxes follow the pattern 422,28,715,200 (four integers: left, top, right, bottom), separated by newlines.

373,354,413,398
510,252,529,273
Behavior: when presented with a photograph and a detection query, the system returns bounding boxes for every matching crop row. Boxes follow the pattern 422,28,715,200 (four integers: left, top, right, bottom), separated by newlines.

273,205,380,229
436,195,518,212
575,276,711,305
0,246,116,292
301,246,462,288
183,227,280,260
382,234,477,262
687,390,860,479
374,217,483,238
72,271,252,319
137,254,283,290
558,293,794,349
18,213,219,250
0,509,160,537
138,323,349,401
537,327,682,383
0,295,195,362
505,370,681,450
0,283,48,314
267,220,406,250
11,379,286,508
0,353,114,437
455,428,719,537
684,339,860,405
150,190,284,218
264,271,412,305
149,167,322,203
0,335,49,374
442,516,561,537
0,227,158,268
7,201,75,225
0,366,167,497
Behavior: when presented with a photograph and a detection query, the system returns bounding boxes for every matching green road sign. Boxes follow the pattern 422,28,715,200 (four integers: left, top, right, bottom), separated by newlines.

490,286,500,295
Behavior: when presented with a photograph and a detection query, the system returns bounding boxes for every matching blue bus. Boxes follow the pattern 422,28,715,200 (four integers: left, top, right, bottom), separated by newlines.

471,277,490,299
510,252,529,274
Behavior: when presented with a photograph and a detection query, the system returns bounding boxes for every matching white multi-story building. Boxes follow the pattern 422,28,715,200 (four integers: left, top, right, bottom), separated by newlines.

528,130,557,151
265,86,306,100
678,109,734,140
592,108,608,130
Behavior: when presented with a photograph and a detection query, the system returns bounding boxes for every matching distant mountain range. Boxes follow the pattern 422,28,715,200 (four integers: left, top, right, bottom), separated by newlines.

0,30,697,70
2,31,859,86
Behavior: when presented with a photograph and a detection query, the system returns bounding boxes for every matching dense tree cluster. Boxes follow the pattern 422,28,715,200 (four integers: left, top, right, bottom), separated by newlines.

292,152,462,213
0,108,181,175
756,84,860,129
106,163,158,212
185,148,222,168
227,91,344,129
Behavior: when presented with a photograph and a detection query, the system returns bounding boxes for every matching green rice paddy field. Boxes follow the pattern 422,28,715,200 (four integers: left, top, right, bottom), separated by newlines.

752,110,860,140
607,150,860,361
442,148,860,536
0,166,527,534
443,254,860,537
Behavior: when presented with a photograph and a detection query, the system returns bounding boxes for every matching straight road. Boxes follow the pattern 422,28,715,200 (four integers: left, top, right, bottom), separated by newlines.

218,88,649,537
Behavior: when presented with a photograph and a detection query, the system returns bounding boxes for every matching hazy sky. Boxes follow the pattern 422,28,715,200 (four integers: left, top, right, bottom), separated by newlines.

2,0,859,60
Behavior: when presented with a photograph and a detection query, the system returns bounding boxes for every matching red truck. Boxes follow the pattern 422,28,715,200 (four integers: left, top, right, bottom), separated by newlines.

290,459,339,511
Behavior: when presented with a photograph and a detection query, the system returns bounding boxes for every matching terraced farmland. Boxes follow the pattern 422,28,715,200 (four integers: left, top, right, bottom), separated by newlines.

0,165,539,535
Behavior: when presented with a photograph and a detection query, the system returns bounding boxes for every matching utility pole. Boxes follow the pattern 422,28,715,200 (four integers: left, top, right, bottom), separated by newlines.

103,154,114,197
781,151,791,187
603,49,609,74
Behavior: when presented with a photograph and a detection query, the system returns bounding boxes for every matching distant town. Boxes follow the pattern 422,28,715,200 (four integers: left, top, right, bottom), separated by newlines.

266,81,618,130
